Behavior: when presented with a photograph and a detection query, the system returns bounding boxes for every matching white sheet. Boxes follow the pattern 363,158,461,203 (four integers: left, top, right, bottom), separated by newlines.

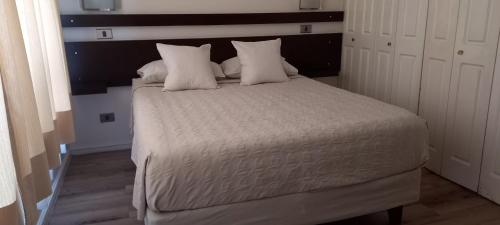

131,76,429,219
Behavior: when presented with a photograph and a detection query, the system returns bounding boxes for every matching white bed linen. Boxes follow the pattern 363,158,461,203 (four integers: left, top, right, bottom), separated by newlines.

145,169,421,225
131,76,429,219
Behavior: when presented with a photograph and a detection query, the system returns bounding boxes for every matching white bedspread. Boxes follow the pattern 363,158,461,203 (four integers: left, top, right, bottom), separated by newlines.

131,77,429,219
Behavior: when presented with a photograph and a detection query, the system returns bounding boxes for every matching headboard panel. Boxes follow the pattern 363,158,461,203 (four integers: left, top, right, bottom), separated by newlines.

62,12,344,95
66,34,342,95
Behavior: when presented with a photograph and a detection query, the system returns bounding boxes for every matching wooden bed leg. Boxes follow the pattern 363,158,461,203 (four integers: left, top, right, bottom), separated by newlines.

388,206,403,225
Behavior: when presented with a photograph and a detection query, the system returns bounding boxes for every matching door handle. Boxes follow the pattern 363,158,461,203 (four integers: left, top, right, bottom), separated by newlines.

457,50,464,55
387,42,392,47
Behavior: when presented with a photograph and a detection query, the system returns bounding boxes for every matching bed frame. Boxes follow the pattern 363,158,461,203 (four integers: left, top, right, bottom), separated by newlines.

61,12,343,95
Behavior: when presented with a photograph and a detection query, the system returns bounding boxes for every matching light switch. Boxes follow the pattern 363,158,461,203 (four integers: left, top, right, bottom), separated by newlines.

96,28,113,40
300,24,313,33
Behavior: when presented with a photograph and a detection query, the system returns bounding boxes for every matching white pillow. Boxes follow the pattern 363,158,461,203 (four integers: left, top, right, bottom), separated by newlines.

221,56,299,79
137,60,168,83
283,60,299,75
156,43,218,91
210,63,226,79
220,57,241,78
232,39,288,85
137,60,225,84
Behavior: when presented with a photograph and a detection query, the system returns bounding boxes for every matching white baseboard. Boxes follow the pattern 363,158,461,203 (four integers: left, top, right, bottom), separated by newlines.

70,143,132,155
37,153,71,225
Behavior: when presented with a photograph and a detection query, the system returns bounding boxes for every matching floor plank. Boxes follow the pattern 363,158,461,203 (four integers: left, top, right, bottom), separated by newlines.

49,150,500,225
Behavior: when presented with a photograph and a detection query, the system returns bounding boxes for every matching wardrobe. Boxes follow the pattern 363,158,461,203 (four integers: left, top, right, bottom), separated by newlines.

341,0,428,113
341,0,500,204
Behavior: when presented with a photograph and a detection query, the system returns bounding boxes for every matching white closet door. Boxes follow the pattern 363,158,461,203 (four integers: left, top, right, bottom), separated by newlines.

348,0,377,94
419,0,460,174
391,0,429,113
479,38,500,205
442,0,500,191
479,38,500,204
367,0,398,102
341,0,357,90
342,0,397,100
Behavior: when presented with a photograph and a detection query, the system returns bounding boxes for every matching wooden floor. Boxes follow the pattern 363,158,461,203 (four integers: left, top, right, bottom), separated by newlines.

49,150,500,225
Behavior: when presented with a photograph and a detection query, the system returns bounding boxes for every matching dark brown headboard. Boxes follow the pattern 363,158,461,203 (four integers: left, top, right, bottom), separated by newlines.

62,12,344,95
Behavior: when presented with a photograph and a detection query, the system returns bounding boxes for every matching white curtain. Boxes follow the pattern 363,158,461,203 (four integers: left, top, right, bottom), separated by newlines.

16,0,61,168
37,0,76,145
17,0,75,150
0,0,75,224
0,73,21,225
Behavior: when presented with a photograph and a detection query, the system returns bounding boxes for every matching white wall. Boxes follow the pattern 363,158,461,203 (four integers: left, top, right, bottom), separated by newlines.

61,0,344,42
60,0,344,14
63,0,345,153
63,23,343,42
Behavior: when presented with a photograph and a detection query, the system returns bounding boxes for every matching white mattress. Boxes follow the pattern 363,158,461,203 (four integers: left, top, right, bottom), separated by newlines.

131,76,429,219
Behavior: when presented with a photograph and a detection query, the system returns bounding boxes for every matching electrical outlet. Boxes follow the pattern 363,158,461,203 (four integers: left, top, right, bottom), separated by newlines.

100,113,115,123
96,28,113,39
300,24,313,34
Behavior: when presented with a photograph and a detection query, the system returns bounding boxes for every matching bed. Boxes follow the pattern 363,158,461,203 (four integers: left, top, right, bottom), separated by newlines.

61,12,427,224
131,75,429,225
